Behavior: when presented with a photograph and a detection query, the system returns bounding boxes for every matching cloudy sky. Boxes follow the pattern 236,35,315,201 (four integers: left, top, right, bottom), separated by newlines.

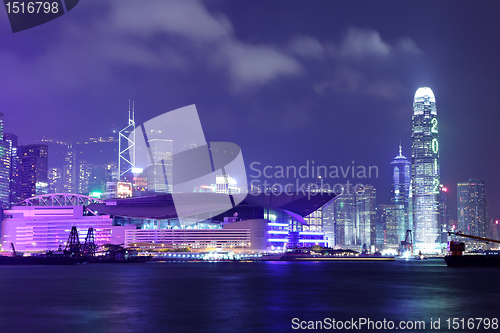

1,1,500,218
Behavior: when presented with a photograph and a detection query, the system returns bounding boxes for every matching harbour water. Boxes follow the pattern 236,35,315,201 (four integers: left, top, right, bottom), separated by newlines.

0,260,498,332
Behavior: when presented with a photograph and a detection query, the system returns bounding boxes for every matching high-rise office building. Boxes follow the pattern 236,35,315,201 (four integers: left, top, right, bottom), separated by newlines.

457,179,488,240
48,167,62,193
383,204,402,247
322,201,335,247
19,144,49,200
333,184,376,249
390,144,411,243
411,87,441,254
0,113,11,208
63,146,76,193
3,133,19,206
146,138,173,193
375,204,388,248
77,160,92,194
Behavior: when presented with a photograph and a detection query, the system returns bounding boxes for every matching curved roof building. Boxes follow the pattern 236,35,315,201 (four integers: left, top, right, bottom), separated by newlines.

88,191,337,225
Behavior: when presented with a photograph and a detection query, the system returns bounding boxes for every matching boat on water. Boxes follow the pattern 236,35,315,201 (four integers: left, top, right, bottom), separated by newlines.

89,244,149,263
0,250,87,265
281,248,395,261
0,255,37,265
36,249,88,265
445,253,500,267
445,232,500,267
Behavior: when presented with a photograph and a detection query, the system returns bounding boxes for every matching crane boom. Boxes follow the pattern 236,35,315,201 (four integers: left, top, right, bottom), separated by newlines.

448,231,500,244
10,243,16,257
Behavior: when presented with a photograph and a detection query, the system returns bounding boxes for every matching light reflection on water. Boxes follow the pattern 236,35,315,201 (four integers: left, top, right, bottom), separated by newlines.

0,260,498,333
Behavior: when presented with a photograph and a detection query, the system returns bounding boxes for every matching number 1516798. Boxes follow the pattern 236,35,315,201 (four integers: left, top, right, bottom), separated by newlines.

5,2,59,14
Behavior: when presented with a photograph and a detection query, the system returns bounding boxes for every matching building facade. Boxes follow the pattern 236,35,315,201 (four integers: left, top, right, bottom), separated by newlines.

48,167,63,193
146,138,173,193
0,114,11,208
2,205,112,252
322,201,335,247
457,179,488,241
18,144,49,200
390,145,411,243
77,160,92,194
333,184,376,250
3,133,20,206
411,87,441,254
63,146,76,193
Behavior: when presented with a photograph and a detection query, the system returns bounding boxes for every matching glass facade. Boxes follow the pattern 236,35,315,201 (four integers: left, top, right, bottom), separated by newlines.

411,87,441,253
146,138,173,193
457,179,488,245
321,201,335,247
124,206,327,251
3,133,19,206
0,113,10,208
19,144,49,200
390,145,411,243
63,146,76,193
77,160,92,195
48,167,63,193
333,184,376,249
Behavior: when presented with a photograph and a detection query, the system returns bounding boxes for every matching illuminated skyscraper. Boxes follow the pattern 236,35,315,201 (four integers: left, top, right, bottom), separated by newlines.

19,144,48,200
390,144,411,243
146,138,173,193
77,160,92,194
118,100,135,180
3,133,19,206
63,146,76,193
48,167,62,193
411,87,441,254
0,113,11,208
333,184,376,249
457,179,488,239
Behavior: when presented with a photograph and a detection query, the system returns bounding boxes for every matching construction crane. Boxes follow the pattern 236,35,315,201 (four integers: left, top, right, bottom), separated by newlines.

445,231,500,266
447,231,500,244
10,243,17,257
399,230,413,257
65,226,81,255
82,227,96,257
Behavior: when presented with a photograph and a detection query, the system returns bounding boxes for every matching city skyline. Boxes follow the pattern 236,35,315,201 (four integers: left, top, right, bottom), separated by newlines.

1,1,499,219
2,3,500,333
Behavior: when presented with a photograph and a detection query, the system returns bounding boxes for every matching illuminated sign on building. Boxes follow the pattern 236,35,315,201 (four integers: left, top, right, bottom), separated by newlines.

117,182,132,198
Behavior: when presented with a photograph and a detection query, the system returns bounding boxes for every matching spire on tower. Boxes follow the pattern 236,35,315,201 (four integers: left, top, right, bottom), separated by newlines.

119,100,136,180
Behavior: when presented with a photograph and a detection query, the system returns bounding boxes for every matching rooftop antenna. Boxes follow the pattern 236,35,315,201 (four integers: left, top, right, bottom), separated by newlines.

118,100,136,180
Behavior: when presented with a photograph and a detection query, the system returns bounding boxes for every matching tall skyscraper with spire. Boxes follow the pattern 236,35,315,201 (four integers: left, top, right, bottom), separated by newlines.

411,87,441,254
390,144,411,242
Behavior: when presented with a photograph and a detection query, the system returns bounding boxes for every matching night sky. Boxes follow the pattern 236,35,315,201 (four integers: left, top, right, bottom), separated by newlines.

1,1,499,219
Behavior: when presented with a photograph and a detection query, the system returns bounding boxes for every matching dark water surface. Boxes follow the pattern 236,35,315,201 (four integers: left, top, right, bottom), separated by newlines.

0,260,498,333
